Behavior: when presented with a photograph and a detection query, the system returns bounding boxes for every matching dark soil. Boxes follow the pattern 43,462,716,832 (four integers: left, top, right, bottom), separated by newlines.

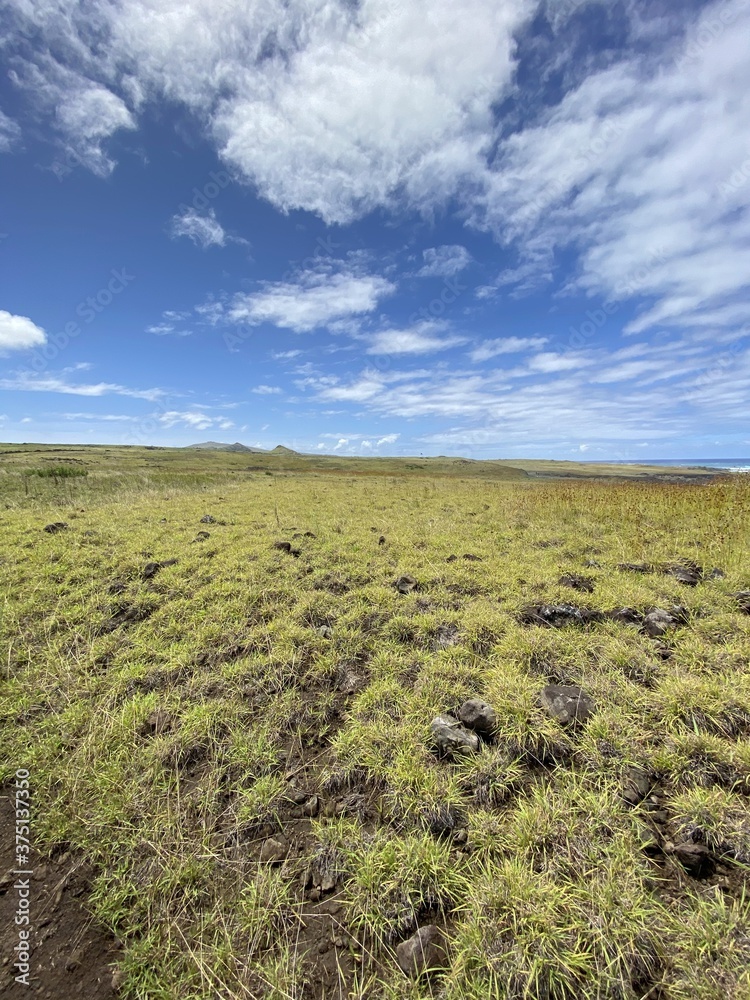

0,791,121,998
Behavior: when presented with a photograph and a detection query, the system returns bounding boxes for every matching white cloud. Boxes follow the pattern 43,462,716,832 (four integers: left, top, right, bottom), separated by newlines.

271,349,302,360
251,384,282,394
0,311,46,351
2,0,532,219
169,207,227,249
417,245,472,277
227,265,395,333
4,0,750,344
0,371,164,400
0,109,21,152
469,336,548,362
157,410,235,431
366,322,466,355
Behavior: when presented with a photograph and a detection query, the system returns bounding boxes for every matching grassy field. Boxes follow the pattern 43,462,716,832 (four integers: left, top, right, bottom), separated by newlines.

1,444,749,999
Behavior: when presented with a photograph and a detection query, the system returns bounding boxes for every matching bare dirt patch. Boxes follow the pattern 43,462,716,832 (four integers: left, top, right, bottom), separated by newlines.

0,791,121,998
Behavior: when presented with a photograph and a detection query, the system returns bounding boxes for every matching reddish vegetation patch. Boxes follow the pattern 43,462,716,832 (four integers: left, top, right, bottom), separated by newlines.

0,791,121,999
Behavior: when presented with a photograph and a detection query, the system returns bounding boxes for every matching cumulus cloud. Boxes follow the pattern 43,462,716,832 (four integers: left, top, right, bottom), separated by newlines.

0,311,47,351
4,0,750,344
169,207,227,249
417,245,472,277
157,410,235,431
227,264,395,332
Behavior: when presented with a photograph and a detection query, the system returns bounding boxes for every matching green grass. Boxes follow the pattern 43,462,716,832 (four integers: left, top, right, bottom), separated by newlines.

1,445,749,998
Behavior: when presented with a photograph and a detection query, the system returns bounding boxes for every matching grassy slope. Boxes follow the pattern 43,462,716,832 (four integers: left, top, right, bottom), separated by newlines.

1,451,749,999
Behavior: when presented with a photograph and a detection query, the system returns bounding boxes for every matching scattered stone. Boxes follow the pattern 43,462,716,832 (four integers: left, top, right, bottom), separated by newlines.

735,591,750,614
288,790,307,805
193,531,210,541
272,541,292,552
430,714,480,757
670,842,715,878
607,607,644,626
378,535,386,545
142,558,178,580
457,698,497,737
259,837,288,864
540,684,596,726
665,562,702,586
320,873,337,894
316,625,333,639
445,554,458,563
303,796,320,818
396,925,448,978
642,606,688,637
394,574,418,595
431,625,459,650
617,562,652,573
463,553,483,562
200,515,216,524
621,767,652,807
43,522,68,534
304,531,317,538
559,573,595,593
520,604,603,628
707,567,725,580
635,821,661,854
141,709,172,737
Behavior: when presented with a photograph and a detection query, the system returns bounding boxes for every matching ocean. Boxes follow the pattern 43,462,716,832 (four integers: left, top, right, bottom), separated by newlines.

599,459,750,472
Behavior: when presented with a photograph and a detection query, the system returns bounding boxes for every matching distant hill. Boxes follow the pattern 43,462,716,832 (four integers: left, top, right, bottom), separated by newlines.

271,445,300,455
186,441,267,453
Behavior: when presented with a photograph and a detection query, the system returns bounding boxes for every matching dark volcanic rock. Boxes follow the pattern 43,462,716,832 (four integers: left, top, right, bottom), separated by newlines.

617,562,652,573
457,698,497,737
621,767,653,807
642,605,689,637
445,554,458,563
396,925,447,978
394,574,418,595
142,558,178,580
670,842,715,878
520,604,603,628
43,522,68,534
707,567,725,580
272,540,292,552
735,591,750,614
559,573,595,593
463,553,483,562
200,514,216,524
430,714,480,757
540,684,596,726
607,607,644,626
431,625,459,650
665,562,702,586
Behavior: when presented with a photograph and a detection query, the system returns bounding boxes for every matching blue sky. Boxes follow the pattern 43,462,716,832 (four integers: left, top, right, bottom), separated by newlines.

0,0,749,459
